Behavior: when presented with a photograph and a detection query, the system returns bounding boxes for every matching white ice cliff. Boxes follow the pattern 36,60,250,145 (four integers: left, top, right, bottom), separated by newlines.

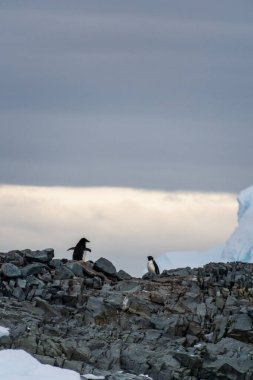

222,185,253,263
155,185,253,271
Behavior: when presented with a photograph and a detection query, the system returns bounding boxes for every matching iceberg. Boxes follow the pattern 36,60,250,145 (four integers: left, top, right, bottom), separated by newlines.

222,185,253,263
155,185,253,271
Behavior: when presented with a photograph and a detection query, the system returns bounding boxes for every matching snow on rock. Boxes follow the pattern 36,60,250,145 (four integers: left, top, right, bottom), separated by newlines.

222,185,253,262
0,349,80,380
0,326,9,337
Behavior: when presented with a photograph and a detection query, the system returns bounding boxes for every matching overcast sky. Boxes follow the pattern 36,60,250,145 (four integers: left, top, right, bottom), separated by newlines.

0,0,252,192
0,1,252,273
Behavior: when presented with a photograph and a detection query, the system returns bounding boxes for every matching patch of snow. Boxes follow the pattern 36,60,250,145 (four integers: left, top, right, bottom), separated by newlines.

0,326,9,337
82,375,105,380
113,371,153,379
194,343,202,348
122,296,129,311
0,349,80,380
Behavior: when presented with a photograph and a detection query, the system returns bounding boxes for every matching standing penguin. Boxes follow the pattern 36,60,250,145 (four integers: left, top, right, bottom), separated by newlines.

67,237,91,261
147,255,160,274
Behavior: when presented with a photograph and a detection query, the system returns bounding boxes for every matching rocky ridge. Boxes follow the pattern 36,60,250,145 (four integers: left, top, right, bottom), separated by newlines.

0,249,253,379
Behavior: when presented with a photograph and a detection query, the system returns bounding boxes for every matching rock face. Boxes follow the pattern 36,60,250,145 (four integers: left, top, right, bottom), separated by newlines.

1,249,253,379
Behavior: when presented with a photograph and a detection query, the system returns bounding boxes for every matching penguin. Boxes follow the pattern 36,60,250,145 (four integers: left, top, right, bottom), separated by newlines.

67,237,91,261
147,255,160,274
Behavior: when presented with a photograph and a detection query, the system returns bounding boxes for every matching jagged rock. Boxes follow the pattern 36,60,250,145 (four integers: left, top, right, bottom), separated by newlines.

128,295,155,317
34,297,60,316
162,267,192,277
34,354,56,366
116,270,132,281
72,343,91,362
150,316,169,330
65,262,85,278
13,287,26,301
39,271,52,283
0,263,22,278
21,263,47,277
24,249,54,263
14,334,38,353
120,344,151,374
213,314,228,341
94,257,117,277
0,250,24,266
142,272,156,280
150,291,166,305
104,293,125,309
173,350,203,370
27,276,45,289
1,249,253,379
85,296,111,324
227,313,253,343
63,359,83,373
54,265,75,280
148,351,182,380
49,258,64,269
16,278,27,288
114,280,141,293
108,374,150,380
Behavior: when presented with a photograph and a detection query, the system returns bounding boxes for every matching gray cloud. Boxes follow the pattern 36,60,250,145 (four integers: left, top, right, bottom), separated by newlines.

0,1,252,192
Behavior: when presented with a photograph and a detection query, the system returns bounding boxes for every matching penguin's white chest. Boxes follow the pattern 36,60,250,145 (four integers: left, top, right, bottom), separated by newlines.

147,260,156,273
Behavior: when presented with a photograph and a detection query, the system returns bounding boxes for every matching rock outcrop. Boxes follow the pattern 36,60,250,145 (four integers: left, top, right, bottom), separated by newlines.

1,249,253,379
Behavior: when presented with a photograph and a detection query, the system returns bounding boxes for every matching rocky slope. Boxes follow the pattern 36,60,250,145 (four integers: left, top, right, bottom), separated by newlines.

1,249,253,379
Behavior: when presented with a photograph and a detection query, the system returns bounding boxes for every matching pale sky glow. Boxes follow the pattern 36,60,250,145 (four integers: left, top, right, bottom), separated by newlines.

0,185,237,276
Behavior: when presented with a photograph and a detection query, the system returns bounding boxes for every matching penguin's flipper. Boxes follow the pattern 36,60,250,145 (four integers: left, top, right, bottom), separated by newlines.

67,247,75,251
154,261,160,274
86,248,92,252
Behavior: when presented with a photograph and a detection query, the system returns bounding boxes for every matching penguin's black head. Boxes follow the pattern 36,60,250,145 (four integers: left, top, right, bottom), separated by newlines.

147,256,153,261
79,237,90,244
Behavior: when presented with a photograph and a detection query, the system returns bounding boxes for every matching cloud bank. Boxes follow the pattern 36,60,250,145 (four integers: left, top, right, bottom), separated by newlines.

0,185,236,276
0,1,252,192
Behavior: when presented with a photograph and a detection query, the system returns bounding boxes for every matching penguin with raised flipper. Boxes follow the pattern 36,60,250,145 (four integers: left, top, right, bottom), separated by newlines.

67,237,91,261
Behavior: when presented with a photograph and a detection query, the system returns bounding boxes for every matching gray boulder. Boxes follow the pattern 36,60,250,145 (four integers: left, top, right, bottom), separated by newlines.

0,251,24,266
54,266,75,280
227,313,253,343
1,263,21,278
162,267,193,277
116,270,132,281
94,257,117,277
21,263,47,277
49,259,63,269
24,249,54,263
142,272,156,280
65,262,85,278
13,287,26,301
